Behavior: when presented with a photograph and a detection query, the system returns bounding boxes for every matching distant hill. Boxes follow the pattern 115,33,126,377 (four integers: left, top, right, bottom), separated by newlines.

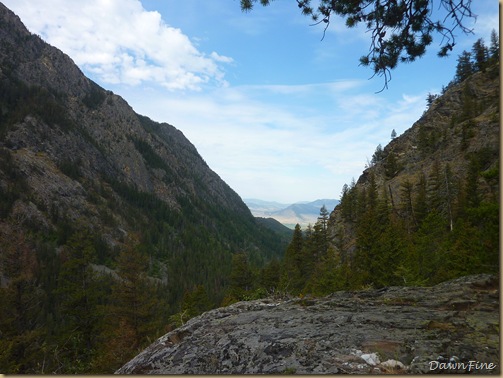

255,217,294,241
244,199,339,229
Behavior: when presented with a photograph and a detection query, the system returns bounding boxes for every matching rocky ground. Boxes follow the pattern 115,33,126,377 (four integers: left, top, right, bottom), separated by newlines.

117,274,499,374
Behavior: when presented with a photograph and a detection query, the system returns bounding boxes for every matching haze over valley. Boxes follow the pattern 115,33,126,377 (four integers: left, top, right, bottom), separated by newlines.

244,198,339,228
0,1,499,374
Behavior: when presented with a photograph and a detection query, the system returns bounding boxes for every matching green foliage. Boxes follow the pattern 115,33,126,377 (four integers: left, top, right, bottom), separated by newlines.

1,23,497,375
266,140,498,297
82,81,106,109
241,0,476,90
0,75,74,136
371,143,384,165
224,252,256,302
455,50,473,83
384,150,399,178
131,137,173,174
58,158,82,180
54,228,105,372
455,32,498,84
0,149,30,219
94,237,166,372
0,226,47,373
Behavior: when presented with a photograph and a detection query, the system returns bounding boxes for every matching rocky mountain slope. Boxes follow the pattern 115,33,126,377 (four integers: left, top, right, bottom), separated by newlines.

116,48,500,375
117,274,499,374
0,3,284,304
327,61,500,285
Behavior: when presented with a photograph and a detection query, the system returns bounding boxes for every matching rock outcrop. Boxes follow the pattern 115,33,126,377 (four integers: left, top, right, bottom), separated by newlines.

117,274,499,374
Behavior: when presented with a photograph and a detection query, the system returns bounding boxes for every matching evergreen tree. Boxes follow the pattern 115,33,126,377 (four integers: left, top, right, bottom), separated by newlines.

426,92,439,107
55,229,104,373
489,29,499,63
426,160,442,214
181,285,213,320
455,50,473,83
0,226,46,373
371,144,384,165
259,258,281,294
472,38,489,72
318,205,330,231
400,179,417,231
340,180,357,222
313,205,330,259
279,224,305,294
384,150,398,178
413,173,428,227
222,252,255,303
96,237,162,372
304,246,344,296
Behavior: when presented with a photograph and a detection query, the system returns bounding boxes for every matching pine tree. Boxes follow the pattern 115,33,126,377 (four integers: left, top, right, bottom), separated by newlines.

489,29,499,63
0,226,46,373
304,246,344,296
55,228,104,373
472,38,489,72
177,285,212,323
384,150,398,178
96,236,162,372
455,50,473,83
413,173,428,226
400,179,417,231
279,224,305,294
371,144,384,165
318,205,330,231
259,258,281,294
223,252,255,302
340,180,357,222
313,205,330,260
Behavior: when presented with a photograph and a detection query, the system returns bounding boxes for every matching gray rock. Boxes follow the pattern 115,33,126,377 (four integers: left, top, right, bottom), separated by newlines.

117,274,499,374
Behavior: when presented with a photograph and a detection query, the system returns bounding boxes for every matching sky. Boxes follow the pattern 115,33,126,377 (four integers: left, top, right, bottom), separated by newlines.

4,0,498,204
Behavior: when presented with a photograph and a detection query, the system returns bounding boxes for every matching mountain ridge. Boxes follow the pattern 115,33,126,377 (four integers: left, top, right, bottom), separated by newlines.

244,198,339,228
117,49,500,375
0,3,288,373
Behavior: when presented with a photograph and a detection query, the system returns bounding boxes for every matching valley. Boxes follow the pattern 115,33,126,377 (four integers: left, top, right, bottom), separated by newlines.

0,2,499,374
245,198,339,228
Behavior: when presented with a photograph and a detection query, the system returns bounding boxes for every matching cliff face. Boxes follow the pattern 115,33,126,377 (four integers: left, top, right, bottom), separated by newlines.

327,63,499,269
0,3,284,295
117,274,499,374
0,3,245,218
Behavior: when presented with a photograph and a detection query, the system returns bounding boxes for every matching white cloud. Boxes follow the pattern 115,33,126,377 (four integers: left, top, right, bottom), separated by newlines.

122,81,425,203
3,0,232,91
2,0,434,202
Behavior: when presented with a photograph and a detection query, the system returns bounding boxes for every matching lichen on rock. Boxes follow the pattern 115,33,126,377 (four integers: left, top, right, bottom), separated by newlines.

116,274,499,374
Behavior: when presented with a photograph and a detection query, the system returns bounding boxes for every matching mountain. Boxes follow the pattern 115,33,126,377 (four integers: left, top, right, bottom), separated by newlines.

254,217,294,241
243,198,289,213
117,51,500,375
244,198,339,228
321,56,499,289
0,4,287,373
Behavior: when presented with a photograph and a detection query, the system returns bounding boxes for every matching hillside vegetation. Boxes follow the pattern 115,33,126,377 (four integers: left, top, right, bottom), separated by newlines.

0,4,286,373
225,35,499,299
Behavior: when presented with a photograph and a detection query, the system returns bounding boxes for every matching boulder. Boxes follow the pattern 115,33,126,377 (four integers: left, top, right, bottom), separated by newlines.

117,274,499,374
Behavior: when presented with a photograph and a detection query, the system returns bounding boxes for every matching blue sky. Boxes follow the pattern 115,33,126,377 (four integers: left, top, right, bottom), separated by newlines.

4,0,498,203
